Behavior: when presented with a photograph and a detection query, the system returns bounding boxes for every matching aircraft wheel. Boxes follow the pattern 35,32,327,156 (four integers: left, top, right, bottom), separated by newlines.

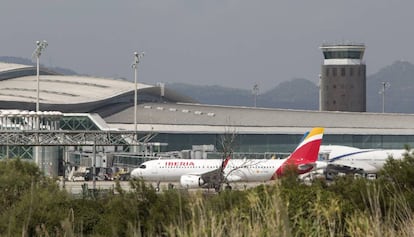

155,181,161,192
214,185,221,192
225,185,232,191
168,183,174,189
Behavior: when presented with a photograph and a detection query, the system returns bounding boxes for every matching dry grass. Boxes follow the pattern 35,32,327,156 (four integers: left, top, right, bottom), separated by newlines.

13,181,414,236
161,182,414,237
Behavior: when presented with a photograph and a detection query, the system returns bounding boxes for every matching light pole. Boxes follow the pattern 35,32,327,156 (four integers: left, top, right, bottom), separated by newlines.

32,40,48,112
32,40,48,174
252,83,259,107
379,82,390,113
132,51,144,149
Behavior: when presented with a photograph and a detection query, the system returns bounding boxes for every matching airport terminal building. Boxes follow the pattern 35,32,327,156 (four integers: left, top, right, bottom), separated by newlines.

1,61,414,176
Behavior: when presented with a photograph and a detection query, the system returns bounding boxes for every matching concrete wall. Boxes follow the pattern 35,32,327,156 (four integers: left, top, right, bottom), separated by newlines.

320,64,366,112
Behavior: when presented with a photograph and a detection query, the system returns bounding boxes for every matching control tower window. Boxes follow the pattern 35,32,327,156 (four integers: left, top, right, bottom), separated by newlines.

349,68,354,76
348,51,362,59
323,51,363,59
326,68,330,76
333,68,337,77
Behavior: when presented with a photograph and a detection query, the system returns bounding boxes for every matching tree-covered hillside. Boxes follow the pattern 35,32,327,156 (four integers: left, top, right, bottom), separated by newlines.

259,78,319,110
167,78,319,110
367,60,414,113
169,60,414,113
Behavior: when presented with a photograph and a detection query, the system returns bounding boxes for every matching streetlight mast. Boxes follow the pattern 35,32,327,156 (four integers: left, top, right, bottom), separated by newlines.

132,51,144,146
379,82,390,113
252,83,259,107
32,40,48,174
32,40,48,112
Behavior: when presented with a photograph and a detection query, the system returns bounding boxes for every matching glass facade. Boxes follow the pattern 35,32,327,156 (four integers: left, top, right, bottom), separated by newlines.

2,114,414,159
2,113,413,172
60,116,99,130
0,115,99,164
0,146,33,159
146,133,414,153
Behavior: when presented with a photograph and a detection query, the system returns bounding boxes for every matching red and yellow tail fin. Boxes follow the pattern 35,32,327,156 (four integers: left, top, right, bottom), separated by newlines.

275,127,324,177
221,155,231,169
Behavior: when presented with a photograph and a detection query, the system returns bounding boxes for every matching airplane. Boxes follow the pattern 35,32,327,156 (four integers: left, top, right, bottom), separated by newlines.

311,144,409,180
130,127,324,191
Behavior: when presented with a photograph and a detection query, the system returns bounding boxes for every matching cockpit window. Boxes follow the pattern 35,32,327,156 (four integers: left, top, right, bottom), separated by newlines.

139,164,146,169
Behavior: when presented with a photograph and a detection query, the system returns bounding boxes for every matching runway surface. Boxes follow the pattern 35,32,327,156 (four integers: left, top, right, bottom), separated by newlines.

60,180,270,195
61,181,132,194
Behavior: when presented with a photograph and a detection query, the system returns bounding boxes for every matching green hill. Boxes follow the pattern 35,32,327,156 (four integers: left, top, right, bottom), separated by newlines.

169,61,414,113
167,78,319,110
367,61,414,113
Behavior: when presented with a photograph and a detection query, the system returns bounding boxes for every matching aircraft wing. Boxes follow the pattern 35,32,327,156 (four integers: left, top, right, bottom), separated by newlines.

199,156,232,186
197,167,246,184
327,160,378,174
180,157,231,190
197,168,226,187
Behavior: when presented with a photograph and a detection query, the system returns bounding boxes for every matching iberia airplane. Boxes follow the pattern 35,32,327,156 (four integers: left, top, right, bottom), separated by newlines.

131,127,324,191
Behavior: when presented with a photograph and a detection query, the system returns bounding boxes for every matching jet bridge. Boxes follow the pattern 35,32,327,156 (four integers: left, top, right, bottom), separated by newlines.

0,109,157,179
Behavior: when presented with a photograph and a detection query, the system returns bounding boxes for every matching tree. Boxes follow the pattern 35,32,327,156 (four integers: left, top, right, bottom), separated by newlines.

0,159,74,236
203,129,238,192
379,146,414,209
0,159,44,215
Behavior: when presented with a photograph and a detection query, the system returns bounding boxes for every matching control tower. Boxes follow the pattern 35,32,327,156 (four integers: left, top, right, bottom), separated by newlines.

320,43,366,112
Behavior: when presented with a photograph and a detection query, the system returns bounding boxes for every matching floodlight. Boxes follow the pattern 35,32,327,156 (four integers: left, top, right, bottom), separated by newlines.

132,51,145,148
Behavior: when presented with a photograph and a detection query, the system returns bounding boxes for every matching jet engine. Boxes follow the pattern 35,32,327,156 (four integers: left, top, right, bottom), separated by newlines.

298,162,316,173
180,174,205,188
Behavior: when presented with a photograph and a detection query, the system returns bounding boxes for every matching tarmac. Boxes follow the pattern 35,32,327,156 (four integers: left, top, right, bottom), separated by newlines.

61,181,131,195
60,180,270,195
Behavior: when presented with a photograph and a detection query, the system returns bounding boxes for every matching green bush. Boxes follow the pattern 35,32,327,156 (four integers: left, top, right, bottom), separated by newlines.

0,159,44,215
2,156,414,236
0,159,73,236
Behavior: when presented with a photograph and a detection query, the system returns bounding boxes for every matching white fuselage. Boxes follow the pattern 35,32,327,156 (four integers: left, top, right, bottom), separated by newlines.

316,145,408,173
131,158,286,183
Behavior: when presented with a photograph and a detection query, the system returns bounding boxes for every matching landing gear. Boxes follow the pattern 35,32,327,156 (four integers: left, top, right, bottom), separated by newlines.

155,181,161,192
168,183,174,190
214,185,221,192
214,184,232,192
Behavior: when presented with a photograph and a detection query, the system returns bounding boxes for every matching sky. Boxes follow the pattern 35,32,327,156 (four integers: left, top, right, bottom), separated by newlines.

1,1,414,91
